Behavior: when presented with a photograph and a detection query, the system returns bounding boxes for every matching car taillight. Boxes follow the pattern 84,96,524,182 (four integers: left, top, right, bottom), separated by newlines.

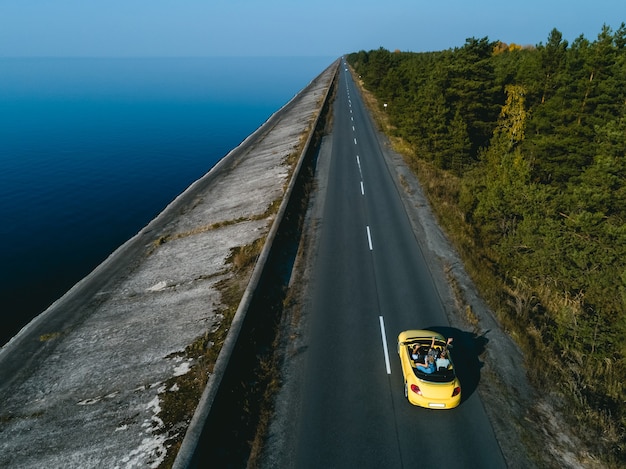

452,386,461,397
410,384,421,395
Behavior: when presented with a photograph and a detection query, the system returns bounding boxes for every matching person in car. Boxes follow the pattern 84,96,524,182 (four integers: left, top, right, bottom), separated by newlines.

417,355,436,374
411,343,421,360
436,349,450,370
430,336,453,352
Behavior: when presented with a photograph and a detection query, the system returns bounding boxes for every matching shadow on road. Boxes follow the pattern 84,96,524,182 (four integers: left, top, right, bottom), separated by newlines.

426,326,489,403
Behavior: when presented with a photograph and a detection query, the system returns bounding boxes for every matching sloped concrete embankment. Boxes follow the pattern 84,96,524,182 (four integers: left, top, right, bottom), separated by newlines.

0,61,338,468
173,64,338,467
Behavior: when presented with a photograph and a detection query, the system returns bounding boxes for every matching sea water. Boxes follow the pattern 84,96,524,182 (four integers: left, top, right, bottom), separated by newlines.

0,56,334,346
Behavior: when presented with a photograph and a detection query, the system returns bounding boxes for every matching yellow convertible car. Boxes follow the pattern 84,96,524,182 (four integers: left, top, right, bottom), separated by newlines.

397,330,461,409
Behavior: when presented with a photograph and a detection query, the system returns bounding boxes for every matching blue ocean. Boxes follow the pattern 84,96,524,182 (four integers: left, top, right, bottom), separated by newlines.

0,56,334,346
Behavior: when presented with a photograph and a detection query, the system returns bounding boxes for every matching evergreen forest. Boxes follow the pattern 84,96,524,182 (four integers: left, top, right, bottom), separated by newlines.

348,25,626,465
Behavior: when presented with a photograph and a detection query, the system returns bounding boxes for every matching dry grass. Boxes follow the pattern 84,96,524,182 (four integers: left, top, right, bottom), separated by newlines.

155,234,263,468
38,332,62,342
149,197,284,255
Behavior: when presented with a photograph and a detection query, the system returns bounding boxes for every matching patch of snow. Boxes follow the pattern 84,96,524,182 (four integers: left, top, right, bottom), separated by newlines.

119,434,167,469
146,395,164,430
147,281,168,292
120,394,169,467
173,360,192,377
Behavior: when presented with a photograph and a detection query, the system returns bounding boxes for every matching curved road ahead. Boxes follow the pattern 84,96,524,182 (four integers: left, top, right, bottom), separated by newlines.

276,63,507,467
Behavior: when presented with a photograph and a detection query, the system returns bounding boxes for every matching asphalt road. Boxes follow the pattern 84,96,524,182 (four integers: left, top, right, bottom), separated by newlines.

287,63,507,467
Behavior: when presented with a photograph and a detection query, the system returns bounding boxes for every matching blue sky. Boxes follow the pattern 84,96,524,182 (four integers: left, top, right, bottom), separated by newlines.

0,0,623,57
